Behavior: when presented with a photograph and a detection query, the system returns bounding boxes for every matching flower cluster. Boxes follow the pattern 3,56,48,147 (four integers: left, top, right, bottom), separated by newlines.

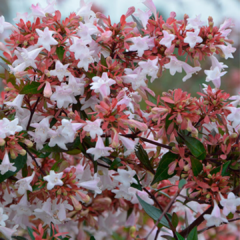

0,0,239,239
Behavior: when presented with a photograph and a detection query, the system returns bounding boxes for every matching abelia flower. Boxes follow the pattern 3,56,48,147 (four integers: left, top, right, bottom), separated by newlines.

43,170,64,190
225,106,240,128
90,72,116,97
216,43,236,59
0,207,8,227
142,0,157,20
220,192,240,216
30,0,56,18
69,37,91,60
133,8,152,28
138,58,159,82
36,27,58,51
83,119,103,138
16,172,35,195
4,94,25,112
186,14,205,30
184,29,203,48
0,16,13,34
77,51,95,71
229,94,240,107
129,36,154,57
0,118,23,139
164,56,183,76
204,66,227,88
86,137,113,160
77,22,99,42
49,60,70,82
160,30,175,48
13,12,29,23
50,84,77,108
203,201,228,227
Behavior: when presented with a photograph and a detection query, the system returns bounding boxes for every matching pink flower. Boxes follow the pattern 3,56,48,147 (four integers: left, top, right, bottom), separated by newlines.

184,29,203,48
43,81,52,98
160,30,175,48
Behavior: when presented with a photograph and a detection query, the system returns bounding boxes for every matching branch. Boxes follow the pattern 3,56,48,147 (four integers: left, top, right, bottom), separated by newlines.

26,97,40,130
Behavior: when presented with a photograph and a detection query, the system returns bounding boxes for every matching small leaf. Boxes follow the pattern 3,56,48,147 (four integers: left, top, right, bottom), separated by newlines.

187,227,198,240
90,236,96,240
135,144,154,173
172,212,179,228
210,161,231,176
56,46,65,61
20,82,43,94
100,54,107,67
146,91,157,105
181,135,206,160
0,153,27,183
109,157,123,170
178,179,187,189
131,14,144,35
137,195,172,229
151,152,178,185
131,174,142,190
176,233,185,240
27,227,35,240
190,156,203,176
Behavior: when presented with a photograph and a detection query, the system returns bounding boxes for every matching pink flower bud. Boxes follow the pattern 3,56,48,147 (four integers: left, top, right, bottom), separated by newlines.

70,195,82,211
111,128,120,148
43,81,52,98
120,119,148,132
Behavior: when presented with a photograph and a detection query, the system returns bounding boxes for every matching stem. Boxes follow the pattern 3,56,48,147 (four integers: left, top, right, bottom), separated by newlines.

144,186,184,239
23,146,46,176
26,97,40,131
143,188,178,240
179,205,213,238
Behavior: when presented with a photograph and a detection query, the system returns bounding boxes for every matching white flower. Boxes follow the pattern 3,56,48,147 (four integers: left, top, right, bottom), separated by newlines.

36,27,58,51
15,172,35,195
78,175,102,194
49,60,70,82
164,56,183,75
0,118,23,138
0,16,13,34
229,94,240,107
90,72,116,97
203,201,228,227
184,29,203,48
0,152,16,175
138,58,159,82
133,8,152,29
216,43,236,59
186,14,205,30
77,51,95,71
0,207,8,227
83,119,103,138
69,36,91,60
129,36,153,57
160,30,175,48
220,192,240,216
43,170,64,190
86,137,113,160
204,66,227,88
225,106,240,128
30,1,56,18
77,22,99,42
4,94,25,112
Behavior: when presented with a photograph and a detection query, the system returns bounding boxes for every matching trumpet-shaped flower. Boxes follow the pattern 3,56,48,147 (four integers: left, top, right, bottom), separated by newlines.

129,36,154,57
220,192,240,216
36,27,58,51
86,137,113,160
216,43,236,59
205,66,227,88
43,170,63,190
83,119,103,138
16,172,35,195
186,14,205,30
133,8,152,28
49,60,70,82
0,118,23,139
160,30,175,48
0,208,8,227
0,16,13,34
184,29,203,48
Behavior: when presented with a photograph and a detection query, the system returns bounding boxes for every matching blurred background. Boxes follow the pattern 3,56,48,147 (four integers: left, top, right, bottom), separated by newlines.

0,0,239,96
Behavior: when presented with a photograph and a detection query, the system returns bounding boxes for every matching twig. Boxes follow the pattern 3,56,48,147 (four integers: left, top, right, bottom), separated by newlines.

23,146,46,176
26,97,40,130
144,186,184,239
143,188,178,240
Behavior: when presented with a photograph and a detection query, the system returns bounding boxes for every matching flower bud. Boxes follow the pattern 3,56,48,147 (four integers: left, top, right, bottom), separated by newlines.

10,149,17,159
0,138,5,146
70,195,82,211
19,149,26,156
129,226,136,237
43,81,52,98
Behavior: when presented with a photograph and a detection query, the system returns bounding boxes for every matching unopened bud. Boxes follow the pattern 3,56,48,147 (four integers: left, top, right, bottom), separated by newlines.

10,149,17,159
19,149,26,156
129,226,136,237
23,139,33,148
206,164,212,170
0,138,5,146
184,165,190,172
57,188,62,195
30,36,34,41
208,34,213,39
70,195,82,211
206,193,211,199
23,40,28,46
230,133,238,139
207,174,212,178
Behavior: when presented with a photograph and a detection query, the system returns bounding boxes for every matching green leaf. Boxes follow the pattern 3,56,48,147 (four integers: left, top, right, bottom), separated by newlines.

100,54,107,67
72,95,88,120
90,236,96,240
56,46,65,61
181,135,206,160
176,233,185,240
135,144,154,173
151,152,178,185
131,14,144,35
137,195,172,229
210,161,231,176
178,179,187,189
20,81,43,94
190,156,203,176
172,212,179,228
27,227,35,240
131,174,142,190
12,237,28,240
146,91,157,105
187,227,198,240
109,157,122,170
0,153,27,183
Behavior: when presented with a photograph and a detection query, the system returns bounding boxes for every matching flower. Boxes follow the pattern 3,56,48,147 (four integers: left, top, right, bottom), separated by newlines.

203,201,228,227
43,170,64,190
220,192,240,216
164,56,183,75
216,43,236,59
225,106,240,128
138,58,159,82
0,207,8,227
49,60,70,82
0,16,13,34
0,152,16,175
133,8,152,29
204,66,227,88
36,27,58,51
83,119,103,138
86,137,113,160
16,172,35,195
184,29,203,48
142,0,157,20
186,14,205,30
90,72,116,98
30,1,55,18
129,36,153,57
160,30,175,48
